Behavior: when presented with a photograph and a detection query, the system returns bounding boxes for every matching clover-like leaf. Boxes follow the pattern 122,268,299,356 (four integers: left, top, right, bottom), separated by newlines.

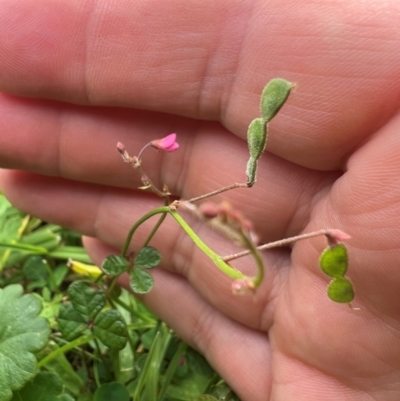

134,247,161,269
0,285,50,401
11,371,73,401
101,255,130,276
68,281,106,322
260,78,293,123
320,244,348,278
93,310,128,350
327,278,355,303
58,303,87,341
129,268,154,294
94,382,130,401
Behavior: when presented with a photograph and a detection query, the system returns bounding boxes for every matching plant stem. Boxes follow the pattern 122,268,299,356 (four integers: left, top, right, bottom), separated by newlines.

136,142,152,161
121,206,245,280
37,334,93,368
239,231,264,287
168,210,244,280
94,338,111,377
136,164,166,197
223,229,330,262
142,197,169,248
183,182,248,204
157,341,188,401
111,296,156,324
121,206,170,257
0,241,47,253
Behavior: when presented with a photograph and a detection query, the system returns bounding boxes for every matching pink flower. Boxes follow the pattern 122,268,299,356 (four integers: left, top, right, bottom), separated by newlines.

151,133,179,152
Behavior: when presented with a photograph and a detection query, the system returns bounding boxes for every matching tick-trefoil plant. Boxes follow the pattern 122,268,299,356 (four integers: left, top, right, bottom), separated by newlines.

100,78,355,305
0,79,356,401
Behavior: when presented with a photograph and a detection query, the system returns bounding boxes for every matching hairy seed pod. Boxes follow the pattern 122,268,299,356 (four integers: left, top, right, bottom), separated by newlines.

247,118,267,161
260,78,294,123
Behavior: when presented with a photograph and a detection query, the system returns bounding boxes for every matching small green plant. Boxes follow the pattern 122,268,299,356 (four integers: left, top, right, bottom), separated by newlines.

0,78,355,401
101,78,354,303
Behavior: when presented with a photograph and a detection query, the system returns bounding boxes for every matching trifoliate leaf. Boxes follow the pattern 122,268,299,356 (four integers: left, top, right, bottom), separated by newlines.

134,247,161,269
0,285,50,401
327,278,355,303
94,382,130,401
93,310,128,351
247,118,267,161
320,244,348,278
67,281,105,322
260,78,293,123
101,255,130,276
58,303,87,341
129,268,154,294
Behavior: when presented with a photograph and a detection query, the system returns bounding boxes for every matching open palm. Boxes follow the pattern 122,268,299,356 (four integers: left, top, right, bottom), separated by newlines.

1,1,400,400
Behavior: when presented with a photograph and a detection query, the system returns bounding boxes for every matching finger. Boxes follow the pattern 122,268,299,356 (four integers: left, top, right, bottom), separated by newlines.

83,236,272,401
310,112,400,317
1,1,400,168
0,94,339,232
269,113,400,389
0,124,337,242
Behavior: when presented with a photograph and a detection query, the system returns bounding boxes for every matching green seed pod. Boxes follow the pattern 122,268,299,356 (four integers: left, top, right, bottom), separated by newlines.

327,277,355,303
247,118,267,160
319,244,348,278
246,157,257,187
260,78,294,123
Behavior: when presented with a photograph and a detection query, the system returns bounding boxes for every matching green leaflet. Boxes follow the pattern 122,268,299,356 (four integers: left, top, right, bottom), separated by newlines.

0,285,50,401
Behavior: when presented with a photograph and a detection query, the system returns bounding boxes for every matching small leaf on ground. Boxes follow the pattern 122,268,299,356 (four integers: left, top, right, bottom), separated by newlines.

58,303,88,341
93,310,128,350
129,268,154,294
319,244,348,278
101,255,130,276
68,281,106,322
186,348,214,378
11,371,71,401
94,382,130,401
22,256,49,281
134,247,161,269
0,285,50,401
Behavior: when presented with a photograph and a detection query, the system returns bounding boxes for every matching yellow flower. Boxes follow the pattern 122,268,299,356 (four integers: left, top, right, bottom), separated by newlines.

68,259,102,278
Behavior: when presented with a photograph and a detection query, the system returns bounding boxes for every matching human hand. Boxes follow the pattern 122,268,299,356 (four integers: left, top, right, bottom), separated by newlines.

1,1,400,400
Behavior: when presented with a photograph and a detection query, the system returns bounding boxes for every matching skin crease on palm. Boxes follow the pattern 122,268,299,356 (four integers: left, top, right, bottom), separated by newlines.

1,0,400,400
